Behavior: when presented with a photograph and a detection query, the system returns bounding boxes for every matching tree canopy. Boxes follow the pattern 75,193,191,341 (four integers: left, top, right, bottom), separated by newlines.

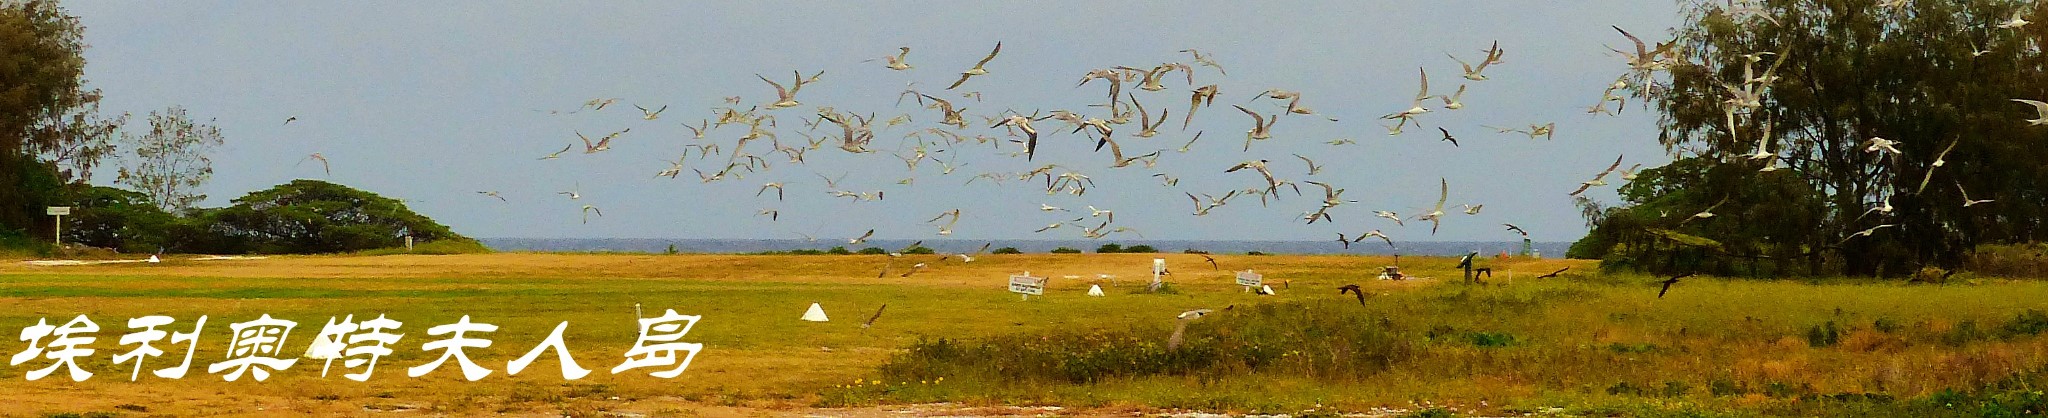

0,0,92,236
1581,0,2047,277
207,179,473,254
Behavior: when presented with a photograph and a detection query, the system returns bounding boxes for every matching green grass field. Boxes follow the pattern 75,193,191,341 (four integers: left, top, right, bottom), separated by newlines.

0,253,2044,417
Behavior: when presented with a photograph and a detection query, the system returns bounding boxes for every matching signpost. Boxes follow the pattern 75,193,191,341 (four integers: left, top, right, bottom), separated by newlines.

1235,270,1263,292
1009,272,1047,300
1151,258,1166,286
46,207,70,247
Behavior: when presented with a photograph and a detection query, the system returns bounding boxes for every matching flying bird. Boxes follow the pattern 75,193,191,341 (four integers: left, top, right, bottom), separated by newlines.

946,42,1003,90
1294,154,1323,175
1958,182,1995,207
1916,139,1960,193
634,104,667,120
1438,127,1459,147
296,153,330,175
1232,105,1277,150
1374,210,1405,227
1997,9,2031,29
1414,178,1450,234
1657,272,1695,298
878,47,913,70
1569,155,1626,196
538,144,572,160
1504,223,1529,236
1355,229,1393,248
759,70,820,109
861,304,888,331
1186,84,1219,130
580,205,602,224
849,229,875,245
476,191,507,202
1840,224,1898,244
283,116,298,125
1337,284,1367,307
1167,309,1214,350
2013,99,2048,126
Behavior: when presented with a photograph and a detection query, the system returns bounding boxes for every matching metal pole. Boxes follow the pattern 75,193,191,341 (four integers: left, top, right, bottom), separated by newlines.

53,214,61,247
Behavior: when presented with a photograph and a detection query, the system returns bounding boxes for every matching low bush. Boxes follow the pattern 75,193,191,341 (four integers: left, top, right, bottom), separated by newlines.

1050,247,1081,254
1964,243,2048,278
991,247,1022,254
869,302,1411,386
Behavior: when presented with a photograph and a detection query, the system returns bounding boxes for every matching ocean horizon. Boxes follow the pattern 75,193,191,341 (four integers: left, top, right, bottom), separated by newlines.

480,238,1573,257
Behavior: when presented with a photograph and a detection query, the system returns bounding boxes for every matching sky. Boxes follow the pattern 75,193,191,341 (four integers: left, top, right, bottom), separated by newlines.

59,1,1686,243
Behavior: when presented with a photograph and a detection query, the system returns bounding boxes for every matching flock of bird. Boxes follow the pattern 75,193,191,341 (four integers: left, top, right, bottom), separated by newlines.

271,2,2043,301
433,38,1581,262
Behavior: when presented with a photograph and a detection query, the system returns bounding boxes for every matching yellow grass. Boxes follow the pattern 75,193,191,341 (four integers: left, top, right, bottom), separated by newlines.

0,253,2042,416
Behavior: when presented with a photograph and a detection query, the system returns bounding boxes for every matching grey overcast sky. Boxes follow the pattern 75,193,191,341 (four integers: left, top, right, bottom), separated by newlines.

62,1,1685,243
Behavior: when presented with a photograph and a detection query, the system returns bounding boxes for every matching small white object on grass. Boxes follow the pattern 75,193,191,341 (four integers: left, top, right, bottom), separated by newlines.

147,255,160,263
801,303,830,322
1087,285,1105,297
1260,285,1276,295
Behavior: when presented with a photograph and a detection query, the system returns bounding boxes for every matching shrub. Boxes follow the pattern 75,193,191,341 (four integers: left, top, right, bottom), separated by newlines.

1125,245,1157,253
1247,251,1268,256
1095,243,1124,253
857,247,888,255
902,246,935,255
871,301,1412,385
1963,243,2048,278
827,246,852,255
1050,247,1081,254
1182,248,1209,254
353,239,490,255
1465,331,1518,347
991,247,1022,255
2000,309,2048,338
1943,320,1989,346
1806,321,1842,347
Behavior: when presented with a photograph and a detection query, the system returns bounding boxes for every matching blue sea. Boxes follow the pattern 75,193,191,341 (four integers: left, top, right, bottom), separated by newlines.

481,238,1571,257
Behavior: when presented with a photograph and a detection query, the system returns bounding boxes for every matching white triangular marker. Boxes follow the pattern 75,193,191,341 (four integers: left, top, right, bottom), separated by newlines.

1261,285,1276,295
801,303,830,322
147,255,160,263
1087,284,1105,297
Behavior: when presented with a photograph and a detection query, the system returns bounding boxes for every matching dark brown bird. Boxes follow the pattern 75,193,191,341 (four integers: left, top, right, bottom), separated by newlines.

861,304,887,331
1338,284,1367,307
1438,127,1459,147
1658,272,1696,298
1536,267,1569,279
1201,254,1219,270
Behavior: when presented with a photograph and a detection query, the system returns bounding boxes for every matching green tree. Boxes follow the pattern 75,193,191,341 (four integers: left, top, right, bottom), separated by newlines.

0,0,92,237
117,106,224,213
62,185,175,252
1596,0,2047,276
207,180,472,254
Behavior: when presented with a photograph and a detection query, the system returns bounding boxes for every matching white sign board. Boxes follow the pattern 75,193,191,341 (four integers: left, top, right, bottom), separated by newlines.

1008,273,1047,296
46,206,70,216
1235,270,1263,287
